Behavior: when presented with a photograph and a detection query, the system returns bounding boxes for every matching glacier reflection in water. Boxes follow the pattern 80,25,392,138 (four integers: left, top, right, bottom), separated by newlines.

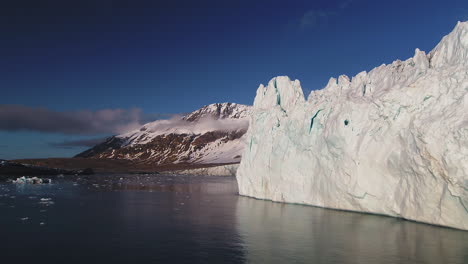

235,195,468,264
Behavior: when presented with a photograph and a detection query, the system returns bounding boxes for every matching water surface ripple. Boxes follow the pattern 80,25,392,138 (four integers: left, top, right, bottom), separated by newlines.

0,175,466,264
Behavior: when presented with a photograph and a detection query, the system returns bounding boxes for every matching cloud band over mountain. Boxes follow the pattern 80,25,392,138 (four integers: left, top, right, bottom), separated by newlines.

0,105,145,135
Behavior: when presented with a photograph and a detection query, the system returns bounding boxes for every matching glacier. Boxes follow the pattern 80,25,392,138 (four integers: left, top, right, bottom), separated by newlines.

237,21,468,230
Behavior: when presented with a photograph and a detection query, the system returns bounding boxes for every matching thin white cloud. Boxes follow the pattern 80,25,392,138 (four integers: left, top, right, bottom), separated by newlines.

300,9,331,29
299,1,352,29
125,115,249,138
339,0,352,10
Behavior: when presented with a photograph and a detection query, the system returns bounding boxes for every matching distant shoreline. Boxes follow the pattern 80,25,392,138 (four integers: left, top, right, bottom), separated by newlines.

8,157,239,175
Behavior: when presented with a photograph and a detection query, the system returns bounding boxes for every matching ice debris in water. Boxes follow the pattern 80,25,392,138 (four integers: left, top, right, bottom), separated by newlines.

39,198,54,206
13,176,52,184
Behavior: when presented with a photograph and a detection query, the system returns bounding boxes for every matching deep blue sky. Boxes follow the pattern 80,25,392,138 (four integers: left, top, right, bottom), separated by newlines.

1,0,467,159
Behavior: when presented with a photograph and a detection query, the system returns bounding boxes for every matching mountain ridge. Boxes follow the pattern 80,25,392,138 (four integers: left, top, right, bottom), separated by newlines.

76,102,251,165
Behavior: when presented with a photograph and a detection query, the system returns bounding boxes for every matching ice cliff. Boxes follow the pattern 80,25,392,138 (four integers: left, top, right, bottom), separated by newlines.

237,21,468,230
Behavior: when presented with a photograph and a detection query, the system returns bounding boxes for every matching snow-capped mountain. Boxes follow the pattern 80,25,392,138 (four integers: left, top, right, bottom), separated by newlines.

237,22,468,230
77,103,251,164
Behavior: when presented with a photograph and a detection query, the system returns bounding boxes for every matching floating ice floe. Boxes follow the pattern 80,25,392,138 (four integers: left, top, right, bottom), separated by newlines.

39,198,54,206
12,176,52,184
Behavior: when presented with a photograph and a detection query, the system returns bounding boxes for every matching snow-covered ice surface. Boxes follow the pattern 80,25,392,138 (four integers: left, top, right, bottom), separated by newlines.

237,21,468,230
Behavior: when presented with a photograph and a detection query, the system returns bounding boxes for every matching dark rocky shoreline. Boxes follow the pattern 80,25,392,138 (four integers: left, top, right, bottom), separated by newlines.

0,159,94,181
0,158,238,181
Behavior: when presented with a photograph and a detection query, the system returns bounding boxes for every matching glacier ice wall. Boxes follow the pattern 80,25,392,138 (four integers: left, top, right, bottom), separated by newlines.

237,22,468,230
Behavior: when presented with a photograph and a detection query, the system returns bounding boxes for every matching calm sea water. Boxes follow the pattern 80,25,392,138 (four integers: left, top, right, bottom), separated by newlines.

0,174,467,264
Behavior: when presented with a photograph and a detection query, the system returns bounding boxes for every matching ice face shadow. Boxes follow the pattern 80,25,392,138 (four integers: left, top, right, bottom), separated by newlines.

235,197,468,264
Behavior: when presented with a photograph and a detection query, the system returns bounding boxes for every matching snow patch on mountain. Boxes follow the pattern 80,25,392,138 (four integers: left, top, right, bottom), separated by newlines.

118,115,248,147
77,103,251,165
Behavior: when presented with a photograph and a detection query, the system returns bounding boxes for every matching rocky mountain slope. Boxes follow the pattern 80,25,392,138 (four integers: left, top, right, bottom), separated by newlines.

237,22,468,230
77,103,251,165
